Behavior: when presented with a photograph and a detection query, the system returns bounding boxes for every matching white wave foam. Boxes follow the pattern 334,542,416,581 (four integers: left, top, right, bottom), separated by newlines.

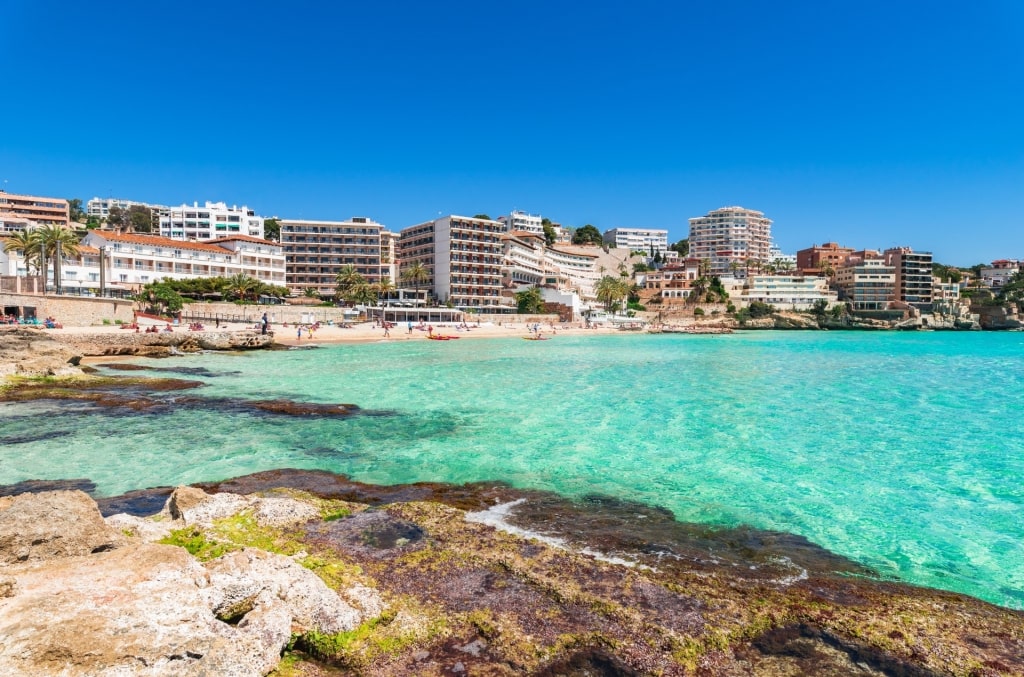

464,499,647,569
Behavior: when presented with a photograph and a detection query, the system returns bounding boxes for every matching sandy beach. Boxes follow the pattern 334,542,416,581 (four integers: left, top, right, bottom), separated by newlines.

49,319,624,347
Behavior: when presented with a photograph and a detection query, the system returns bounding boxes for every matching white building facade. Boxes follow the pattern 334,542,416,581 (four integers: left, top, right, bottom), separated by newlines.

87,197,170,221
72,231,285,289
740,275,837,310
498,211,543,236
602,227,669,255
159,201,265,241
688,206,773,278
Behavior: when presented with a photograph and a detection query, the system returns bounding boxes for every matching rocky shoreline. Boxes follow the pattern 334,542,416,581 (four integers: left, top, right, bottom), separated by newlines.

0,327,273,378
1,472,1022,676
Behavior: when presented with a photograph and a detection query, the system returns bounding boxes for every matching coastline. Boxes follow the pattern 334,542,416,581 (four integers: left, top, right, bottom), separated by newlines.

1,470,1021,675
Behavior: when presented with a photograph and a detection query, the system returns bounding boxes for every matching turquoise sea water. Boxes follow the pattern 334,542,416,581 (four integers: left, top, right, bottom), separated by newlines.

2,332,1023,609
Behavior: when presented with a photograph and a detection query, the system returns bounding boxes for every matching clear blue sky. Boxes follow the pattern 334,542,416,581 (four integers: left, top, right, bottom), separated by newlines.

3,0,1023,265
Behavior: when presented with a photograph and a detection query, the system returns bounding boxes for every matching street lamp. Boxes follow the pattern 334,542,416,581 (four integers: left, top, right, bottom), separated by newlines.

99,246,107,297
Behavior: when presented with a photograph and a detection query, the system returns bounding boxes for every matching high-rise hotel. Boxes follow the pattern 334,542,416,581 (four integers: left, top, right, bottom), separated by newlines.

688,206,773,278
397,215,506,309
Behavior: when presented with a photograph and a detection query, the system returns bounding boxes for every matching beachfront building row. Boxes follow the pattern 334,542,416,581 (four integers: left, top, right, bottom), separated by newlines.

0,231,285,291
158,201,266,241
688,206,773,278
797,242,935,310
278,217,390,297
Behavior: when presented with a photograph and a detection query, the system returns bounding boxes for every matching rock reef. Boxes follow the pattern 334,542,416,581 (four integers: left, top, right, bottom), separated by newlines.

1,478,1021,676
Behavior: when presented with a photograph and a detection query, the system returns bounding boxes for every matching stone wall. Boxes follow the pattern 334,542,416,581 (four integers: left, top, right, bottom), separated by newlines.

0,293,134,326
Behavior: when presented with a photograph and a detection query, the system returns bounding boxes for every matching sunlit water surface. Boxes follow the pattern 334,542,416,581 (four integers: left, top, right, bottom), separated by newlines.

2,331,1022,608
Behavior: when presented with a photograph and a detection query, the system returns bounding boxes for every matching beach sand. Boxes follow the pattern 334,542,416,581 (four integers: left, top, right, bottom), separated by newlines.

50,319,624,347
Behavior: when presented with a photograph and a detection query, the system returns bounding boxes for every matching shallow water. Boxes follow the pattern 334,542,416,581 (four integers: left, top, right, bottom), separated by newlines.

2,331,1023,608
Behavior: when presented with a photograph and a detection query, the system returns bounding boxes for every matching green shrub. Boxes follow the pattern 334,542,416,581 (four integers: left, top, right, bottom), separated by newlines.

693,307,705,316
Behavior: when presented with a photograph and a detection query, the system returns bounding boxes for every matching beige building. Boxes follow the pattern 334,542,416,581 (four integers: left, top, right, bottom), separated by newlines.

0,191,69,228
279,217,385,297
833,251,896,311
688,206,772,278
398,215,507,309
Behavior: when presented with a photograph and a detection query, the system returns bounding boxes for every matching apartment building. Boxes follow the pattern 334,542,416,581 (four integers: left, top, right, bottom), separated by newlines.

884,247,933,309
87,197,170,222
0,191,69,228
688,206,772,277
278,217,385,297
0,212,35,234
502,231,547,288
795,242,854,274
740,275,837,310
602,227,669,255
159,201,265,241
57,231,286,289
833,251,896,311
498,210,543,236
397,215,507,309
979,260,1020,289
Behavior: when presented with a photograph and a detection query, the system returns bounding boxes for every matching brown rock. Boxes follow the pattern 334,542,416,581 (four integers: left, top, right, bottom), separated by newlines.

0,490,124,563
0,328,83,378
165,485,213,521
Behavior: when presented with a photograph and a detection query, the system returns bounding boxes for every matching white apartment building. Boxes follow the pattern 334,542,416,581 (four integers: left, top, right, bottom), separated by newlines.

502,231,547,288
87,197,170,220
602,227,669,255
768,245,797,272
498,210,543,235
398,215,508,309
688,206,773,278
159,201,265,241
69,231,285,289
740,275,836,310
278,217,385,297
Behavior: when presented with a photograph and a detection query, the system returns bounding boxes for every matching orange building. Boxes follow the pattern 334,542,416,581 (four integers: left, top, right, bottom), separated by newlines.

0,191,69,228
796,242,854,275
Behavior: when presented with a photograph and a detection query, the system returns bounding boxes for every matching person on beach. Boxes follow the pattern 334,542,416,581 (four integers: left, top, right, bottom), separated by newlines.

383,323,390,338
407,321,413,334
261,313,268,335
297,326,302,340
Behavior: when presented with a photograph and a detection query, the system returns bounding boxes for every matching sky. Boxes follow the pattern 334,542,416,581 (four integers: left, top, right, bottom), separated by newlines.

3,0,1023,266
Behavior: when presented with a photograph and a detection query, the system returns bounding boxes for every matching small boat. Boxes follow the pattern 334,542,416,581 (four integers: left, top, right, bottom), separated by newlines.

427,335,451,341
523,335,551,341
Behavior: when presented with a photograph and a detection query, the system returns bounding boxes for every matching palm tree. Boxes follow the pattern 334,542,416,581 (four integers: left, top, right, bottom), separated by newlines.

374,277,396,305
400,261,429,302
226,273,259,302
595,275,630,312
335,265,366,302
2,229,41,274
346,282,378,306
30,225,80,292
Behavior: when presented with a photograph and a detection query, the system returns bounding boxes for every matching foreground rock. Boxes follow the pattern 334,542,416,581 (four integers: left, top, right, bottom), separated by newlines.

0,327,82,377
1,480,1021,676
0,488,381,677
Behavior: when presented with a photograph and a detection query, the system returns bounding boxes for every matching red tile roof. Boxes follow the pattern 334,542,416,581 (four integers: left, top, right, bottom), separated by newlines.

90,231,232,255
